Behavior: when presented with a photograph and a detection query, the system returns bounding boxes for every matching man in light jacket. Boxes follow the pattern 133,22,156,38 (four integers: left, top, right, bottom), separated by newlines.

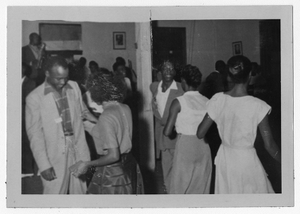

26,56,97,194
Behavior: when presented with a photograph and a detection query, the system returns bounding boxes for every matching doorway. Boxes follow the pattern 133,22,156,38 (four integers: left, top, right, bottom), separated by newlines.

257,20,281,193
152,25,186,81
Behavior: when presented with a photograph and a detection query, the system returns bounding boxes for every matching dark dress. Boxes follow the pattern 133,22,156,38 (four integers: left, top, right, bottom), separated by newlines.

87,102,144,194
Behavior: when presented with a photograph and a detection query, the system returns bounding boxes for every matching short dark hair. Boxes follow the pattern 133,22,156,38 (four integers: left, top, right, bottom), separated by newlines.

112,61,124,72
79,57,87,66
160,60,175,72
181,64,202,89
45,56,68,72
227,55,252,84
116,57,126,65
89,60,99,68
215,60,226,71
29,33,39,42
86,71,127,103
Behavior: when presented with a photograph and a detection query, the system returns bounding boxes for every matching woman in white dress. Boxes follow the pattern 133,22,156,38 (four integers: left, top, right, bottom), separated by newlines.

163,65,212,194
197,55,281,194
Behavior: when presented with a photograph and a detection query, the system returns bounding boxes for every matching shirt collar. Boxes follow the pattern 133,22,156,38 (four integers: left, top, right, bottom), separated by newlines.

44,80,73,95
158,80,178,91
184,91,199,95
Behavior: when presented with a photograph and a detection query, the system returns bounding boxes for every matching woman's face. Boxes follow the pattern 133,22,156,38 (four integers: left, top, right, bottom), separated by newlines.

117,65,126,77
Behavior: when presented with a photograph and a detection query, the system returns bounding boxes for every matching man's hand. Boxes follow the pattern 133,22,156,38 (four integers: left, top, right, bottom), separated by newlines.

41,167,56,181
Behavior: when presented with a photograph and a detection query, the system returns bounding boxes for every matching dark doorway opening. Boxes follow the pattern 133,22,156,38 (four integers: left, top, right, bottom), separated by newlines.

152,23,186,82
255,20,281,193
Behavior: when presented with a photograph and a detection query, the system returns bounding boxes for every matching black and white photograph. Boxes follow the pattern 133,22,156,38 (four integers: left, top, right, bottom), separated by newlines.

5,5,294,210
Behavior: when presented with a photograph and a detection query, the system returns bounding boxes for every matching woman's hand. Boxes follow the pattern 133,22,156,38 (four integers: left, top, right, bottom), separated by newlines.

82,110,98,123
69,160,89,178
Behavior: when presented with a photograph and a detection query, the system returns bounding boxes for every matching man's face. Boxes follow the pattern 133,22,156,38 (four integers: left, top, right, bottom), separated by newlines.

31,34,41,46
161,62,176,83
46,65,69,92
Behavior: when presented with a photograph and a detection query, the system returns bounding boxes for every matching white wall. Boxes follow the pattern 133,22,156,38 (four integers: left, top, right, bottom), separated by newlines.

22,20,136,71
157,20,260,80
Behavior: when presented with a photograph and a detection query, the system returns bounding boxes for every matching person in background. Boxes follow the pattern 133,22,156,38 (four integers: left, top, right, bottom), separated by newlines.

248,62,259,96
200,60,227,193
61,53,76,80
71,65,87,95
26,56,97,194
202,60,227,99
152,66,162,82
22,32,47,84
116,57,137,91
248,62,268,101
150,60,184,193
22,62,37,177
78,57,90,85
197,55,281,194
89,61,99,75
69,71,144,194
163,65,212,194
113,61,132,96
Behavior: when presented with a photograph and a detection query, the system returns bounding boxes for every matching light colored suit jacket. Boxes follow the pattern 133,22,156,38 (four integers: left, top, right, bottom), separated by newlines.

26,80,90,187
150,81,184,153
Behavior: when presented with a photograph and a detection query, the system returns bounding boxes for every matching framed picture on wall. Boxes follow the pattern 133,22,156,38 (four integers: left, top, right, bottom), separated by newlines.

232,41,243,55
113,32,126,50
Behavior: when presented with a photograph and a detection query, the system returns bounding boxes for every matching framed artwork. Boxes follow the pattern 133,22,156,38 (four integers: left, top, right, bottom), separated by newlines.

113,32,126,49
232,41,243,55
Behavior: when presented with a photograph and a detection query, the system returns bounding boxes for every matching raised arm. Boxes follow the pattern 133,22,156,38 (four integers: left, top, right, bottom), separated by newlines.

163,99,181,137
75,82,97,124
196,113,214,139
258,114,281,163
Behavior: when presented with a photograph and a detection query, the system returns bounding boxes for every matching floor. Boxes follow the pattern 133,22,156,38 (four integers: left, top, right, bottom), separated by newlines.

22,152,281,195
21,160,167,194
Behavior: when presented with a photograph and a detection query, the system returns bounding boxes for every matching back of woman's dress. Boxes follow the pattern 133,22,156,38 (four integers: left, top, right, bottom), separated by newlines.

170,91,212,194
207,92,274,194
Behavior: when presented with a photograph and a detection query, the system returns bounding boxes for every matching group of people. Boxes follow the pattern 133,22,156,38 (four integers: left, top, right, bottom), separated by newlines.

22,32,280,195
22,33,141,194
151,57,280,194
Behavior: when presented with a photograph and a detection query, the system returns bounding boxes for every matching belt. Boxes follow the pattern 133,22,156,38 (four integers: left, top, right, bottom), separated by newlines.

222,143,254,150
64,132,74,136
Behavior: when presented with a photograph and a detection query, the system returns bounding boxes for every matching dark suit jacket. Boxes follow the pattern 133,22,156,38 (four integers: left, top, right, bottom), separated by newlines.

22,45,40,80
22,45,36,65
150,81,184,155
22,77,36,132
